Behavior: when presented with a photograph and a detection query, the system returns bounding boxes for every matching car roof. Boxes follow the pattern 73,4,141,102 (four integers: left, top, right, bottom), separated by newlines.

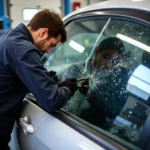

63,0,150,21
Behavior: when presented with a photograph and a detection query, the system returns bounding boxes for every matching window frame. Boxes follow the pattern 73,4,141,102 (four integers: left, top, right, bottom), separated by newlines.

58,10,150,150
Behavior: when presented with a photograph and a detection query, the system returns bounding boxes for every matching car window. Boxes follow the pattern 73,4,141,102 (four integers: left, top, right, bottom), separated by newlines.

43,16,150,149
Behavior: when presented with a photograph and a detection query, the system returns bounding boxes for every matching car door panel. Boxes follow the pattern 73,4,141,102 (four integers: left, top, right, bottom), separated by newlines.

17,99,113,150
17,99,49,150
33,114,106,150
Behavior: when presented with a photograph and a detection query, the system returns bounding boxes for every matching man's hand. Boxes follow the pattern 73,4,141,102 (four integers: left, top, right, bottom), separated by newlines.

49,70,59,83
58,78,78,96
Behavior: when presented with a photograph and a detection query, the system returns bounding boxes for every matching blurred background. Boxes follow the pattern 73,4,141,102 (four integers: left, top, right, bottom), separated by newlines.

0,0,107,29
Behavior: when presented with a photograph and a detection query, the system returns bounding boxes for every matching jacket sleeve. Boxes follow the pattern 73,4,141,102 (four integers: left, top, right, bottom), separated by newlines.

16,48,71,112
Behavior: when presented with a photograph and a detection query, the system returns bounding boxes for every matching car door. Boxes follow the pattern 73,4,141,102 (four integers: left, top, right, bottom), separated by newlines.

17,96,112,150
17,8,150,150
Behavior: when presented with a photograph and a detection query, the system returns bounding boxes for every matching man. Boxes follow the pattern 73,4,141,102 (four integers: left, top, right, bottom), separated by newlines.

0,9,78,150
62,37,129,127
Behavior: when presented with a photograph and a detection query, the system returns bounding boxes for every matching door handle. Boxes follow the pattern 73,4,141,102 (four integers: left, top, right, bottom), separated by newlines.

19,116,34,135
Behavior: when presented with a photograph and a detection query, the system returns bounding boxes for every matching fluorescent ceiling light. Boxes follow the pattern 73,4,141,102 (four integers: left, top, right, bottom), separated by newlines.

116,33,150,53
69,40,85,53
23,8,42,21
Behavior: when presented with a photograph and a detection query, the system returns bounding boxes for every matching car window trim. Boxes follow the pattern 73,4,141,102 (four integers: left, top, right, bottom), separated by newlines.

64,13,150,31
64,8,150,25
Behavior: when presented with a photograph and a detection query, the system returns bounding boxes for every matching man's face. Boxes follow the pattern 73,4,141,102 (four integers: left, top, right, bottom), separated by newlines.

39,35,61,53
34,28,61,53
91,48,121,70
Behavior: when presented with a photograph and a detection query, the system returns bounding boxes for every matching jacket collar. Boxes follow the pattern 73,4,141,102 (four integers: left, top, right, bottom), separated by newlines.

16,23,34,43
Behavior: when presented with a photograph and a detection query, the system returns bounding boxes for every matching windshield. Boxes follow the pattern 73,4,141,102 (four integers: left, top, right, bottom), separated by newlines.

43,16,150,149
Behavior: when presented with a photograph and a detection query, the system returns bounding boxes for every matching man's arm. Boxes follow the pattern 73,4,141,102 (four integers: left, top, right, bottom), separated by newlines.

16,48,72,112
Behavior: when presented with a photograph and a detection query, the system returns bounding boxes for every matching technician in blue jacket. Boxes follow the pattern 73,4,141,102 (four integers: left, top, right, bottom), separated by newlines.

0,9,78,150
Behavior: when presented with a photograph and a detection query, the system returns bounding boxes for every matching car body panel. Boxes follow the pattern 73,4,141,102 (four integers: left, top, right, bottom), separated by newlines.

63,0,150,21
18,99,121,150
33,112,105,150
17,0,150,150
17,99,49,150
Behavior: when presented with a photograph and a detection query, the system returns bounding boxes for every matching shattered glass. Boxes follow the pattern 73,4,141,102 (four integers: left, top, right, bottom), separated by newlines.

44,16,150,148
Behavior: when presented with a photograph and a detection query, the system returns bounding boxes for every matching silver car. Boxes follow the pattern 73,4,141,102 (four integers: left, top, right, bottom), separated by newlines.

12,0,150,149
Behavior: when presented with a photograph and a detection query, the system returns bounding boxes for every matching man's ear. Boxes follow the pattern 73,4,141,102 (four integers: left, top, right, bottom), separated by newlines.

38,28,49,39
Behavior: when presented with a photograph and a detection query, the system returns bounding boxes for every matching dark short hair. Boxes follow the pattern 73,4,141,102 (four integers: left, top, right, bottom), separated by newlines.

27,9,67,43
98,37,125,55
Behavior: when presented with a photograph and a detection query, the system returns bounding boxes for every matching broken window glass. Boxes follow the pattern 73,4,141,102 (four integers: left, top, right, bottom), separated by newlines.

43,16,150,149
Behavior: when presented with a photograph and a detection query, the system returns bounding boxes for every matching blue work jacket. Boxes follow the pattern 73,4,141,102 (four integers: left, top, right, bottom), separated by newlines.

0,23,71,137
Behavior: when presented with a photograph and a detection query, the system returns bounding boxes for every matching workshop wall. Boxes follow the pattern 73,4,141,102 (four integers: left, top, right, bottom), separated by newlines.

10,0,61,28
10,0,105,28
